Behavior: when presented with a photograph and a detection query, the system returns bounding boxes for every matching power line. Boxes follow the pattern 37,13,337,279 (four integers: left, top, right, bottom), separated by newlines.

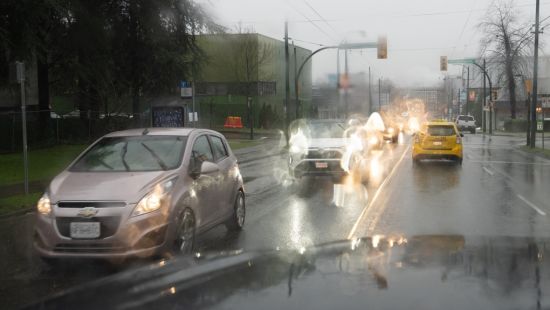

284,0,335,42
302,0,340,37
450,0,477,59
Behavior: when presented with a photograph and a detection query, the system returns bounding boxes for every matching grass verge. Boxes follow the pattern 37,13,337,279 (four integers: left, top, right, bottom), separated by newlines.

228,139,264,150
0,144,86,186
519,145,550,159
0,192,41,215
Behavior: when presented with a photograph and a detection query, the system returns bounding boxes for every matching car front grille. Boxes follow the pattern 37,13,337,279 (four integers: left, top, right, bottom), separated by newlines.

306,149,343,159
58,201,126,208
56,216,121,239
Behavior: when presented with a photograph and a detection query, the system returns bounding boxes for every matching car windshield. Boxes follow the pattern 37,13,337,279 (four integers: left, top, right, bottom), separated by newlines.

308,122,345,139
427,125,456,136
70,136,186,172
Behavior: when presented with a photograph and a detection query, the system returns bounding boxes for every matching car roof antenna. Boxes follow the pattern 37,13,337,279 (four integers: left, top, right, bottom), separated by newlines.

142,128,149,135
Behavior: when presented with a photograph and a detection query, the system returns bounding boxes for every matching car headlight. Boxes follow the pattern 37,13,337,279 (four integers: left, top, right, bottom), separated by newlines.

132,178,176,217
37,193,51,216
368,136,379,146
289,145,306,154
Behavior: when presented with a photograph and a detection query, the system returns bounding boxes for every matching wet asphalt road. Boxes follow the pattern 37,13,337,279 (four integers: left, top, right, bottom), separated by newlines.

2,133,550,308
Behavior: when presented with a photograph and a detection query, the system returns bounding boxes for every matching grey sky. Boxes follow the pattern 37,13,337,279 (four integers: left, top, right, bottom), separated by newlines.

200,0,549,87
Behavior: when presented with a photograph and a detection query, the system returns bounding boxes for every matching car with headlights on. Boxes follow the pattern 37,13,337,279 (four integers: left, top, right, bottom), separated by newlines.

288,119,349,183
34,128,245,261
412,120,463,165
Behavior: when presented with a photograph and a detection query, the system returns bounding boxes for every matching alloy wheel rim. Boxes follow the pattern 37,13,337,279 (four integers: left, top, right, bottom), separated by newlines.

236,195,245,227
178,211,194,253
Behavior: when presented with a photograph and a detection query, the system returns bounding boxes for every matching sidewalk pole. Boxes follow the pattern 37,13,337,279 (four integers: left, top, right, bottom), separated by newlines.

17,61,29,195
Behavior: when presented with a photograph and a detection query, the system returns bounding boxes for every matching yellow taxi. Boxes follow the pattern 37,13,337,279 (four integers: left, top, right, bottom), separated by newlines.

412,120,463,165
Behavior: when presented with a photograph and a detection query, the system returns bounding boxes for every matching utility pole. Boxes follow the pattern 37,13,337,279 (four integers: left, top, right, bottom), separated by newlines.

378,77,381,112
530,0,541,148
293,41,299,119
344,49,349,119
336,49,340,118
483,59,487,133
16,62,29,195
368,67,373,114
284,21,290,138
466,66,470,116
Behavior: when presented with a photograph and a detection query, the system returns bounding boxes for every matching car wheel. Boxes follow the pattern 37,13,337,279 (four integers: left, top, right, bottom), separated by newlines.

174,208,195,255
413,157,420,166
226,191,245,231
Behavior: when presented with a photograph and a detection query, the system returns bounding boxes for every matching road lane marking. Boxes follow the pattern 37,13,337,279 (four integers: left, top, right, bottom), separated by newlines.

346,146,409,239
517,194,547,216
482,166,494,176
469,160,550,166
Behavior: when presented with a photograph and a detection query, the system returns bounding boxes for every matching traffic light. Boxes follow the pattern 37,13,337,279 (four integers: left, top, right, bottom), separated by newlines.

377,36,387,59
440,56,448,71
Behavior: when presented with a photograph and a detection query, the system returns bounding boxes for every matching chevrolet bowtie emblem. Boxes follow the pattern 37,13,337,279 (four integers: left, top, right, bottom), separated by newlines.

77,207,99,218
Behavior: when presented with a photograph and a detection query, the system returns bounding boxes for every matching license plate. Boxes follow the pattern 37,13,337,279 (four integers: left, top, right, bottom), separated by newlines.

315,162,328,169
70,222,100,239
433,141,442,146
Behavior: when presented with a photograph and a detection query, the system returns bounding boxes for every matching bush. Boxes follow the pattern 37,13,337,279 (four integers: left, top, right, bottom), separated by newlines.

503,119,528,132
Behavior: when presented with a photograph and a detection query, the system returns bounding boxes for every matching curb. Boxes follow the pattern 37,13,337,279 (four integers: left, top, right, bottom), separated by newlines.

0,207,33,220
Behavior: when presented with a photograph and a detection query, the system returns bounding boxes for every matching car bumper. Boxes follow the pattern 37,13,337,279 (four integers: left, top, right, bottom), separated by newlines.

290,159,347,179
34,206,172,259
412,145,463,160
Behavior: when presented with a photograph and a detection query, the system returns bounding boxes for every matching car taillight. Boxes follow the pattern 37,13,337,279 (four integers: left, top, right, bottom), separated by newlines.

456,136,461,144
415,135,421,143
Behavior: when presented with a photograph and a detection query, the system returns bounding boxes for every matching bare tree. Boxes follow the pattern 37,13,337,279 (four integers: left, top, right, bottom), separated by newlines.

479,0,534,119
227,26,275,88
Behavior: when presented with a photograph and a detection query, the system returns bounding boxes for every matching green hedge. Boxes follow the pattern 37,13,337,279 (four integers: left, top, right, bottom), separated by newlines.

503,119,528,132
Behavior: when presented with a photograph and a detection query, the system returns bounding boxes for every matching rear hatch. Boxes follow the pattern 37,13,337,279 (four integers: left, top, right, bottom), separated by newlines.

421,125,456,150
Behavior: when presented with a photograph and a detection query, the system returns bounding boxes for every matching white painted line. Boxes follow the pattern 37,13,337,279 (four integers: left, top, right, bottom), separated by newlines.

517,194,547,216
482,166,494,176
347,146,409,239
470,160,550,166
467,154,473,159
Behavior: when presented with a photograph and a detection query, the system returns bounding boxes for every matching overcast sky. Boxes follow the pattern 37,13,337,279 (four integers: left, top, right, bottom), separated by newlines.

199,0,550,87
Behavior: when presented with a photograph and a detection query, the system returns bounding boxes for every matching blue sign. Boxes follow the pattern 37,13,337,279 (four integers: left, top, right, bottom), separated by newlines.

179,81,192,88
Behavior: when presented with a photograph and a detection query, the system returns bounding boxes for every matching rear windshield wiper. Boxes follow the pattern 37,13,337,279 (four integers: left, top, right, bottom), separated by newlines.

141,142,168,170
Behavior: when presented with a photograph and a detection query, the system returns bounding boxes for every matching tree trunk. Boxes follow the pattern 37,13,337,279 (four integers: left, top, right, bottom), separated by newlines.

506,62,516,119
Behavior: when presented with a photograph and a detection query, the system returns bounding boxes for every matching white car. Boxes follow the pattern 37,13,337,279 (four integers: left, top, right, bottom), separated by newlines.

455,115,476,134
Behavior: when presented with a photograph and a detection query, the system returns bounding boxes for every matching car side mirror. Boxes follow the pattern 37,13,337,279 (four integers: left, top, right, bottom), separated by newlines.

460,133,464,137
190,161,219,179
200,161,219,175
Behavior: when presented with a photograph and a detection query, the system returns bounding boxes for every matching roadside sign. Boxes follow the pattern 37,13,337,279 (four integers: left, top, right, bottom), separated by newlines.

542,97,550,108
537,121,543,131
180,81,193,98
459,89,466,101
448,58,476,64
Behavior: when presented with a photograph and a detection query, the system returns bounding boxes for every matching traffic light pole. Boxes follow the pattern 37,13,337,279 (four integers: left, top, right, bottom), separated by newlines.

294,40,383,120
530,0,541,148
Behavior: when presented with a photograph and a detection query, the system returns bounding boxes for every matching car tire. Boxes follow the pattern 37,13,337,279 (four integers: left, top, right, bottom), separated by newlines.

413,157,420,166
173,208,195,255
226,191,245,232
457,157,463,165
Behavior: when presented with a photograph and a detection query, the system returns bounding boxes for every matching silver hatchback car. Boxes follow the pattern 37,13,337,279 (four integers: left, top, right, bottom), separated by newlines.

34,128,245,260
